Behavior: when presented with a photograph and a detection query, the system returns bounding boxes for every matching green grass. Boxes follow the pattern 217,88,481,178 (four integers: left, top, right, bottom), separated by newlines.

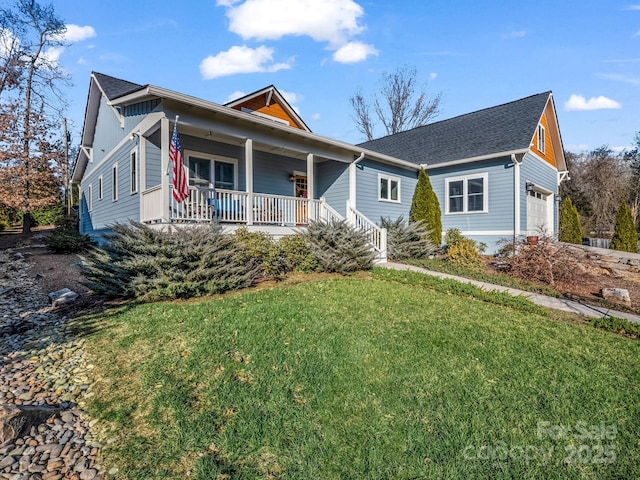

404,257,560,297
80,271,640,479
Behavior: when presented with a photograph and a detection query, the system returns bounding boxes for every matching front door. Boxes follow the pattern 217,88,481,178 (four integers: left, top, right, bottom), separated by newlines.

295,175,308,224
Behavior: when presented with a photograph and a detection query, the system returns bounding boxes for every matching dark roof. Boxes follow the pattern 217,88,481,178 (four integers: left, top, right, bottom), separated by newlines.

359,92,552,166
92,72,145,100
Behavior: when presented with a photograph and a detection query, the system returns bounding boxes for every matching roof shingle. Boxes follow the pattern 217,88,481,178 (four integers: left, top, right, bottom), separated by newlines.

359,92,551,166
92,72,145,101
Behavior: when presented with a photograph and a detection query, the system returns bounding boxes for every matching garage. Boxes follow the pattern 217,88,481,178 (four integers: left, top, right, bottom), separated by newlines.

526,189,550,235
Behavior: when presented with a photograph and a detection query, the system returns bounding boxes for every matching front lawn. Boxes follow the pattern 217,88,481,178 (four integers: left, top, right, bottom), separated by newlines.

81,269,640,479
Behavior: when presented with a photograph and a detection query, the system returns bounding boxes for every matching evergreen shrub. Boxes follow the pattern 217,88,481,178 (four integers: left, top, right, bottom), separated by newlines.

81,222,257,301
610,201,638,253
558,197,583,244
45,214,93,253
380,215,435,260
304,219,375,274
409,168,442,247
444,228,484,271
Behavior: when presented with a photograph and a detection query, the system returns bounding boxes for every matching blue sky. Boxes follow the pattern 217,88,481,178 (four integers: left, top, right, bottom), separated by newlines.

46,0,640,152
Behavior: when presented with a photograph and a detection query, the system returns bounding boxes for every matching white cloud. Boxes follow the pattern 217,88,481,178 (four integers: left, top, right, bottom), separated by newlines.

311,113,320,121
38,46,64,67
625,4,640,10
564,94,622,111
502,30,527,39
225,90,246,103
635,30,640,36
597,73,640,85
0,28,19,58
200,45,292,79
77,56,87,65
220,0,365,47
429,72,438,81
333,41,378,63
61,24,96,43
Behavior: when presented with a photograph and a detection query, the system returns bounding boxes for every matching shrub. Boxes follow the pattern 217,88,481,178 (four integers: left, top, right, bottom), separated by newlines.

81,222,257,301
380,216,435,260
410,168,442,247
507,234,577,287
443,228,484,271
0,208,9,232
610,201,638,253
558,197,583,244
278,234,318,272
31,204,64,227
304,219,375,274
45,214,93,253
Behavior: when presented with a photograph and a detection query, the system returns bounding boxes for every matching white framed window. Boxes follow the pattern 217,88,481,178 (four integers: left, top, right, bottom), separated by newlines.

130,149,138,194
88,184,92,212
537,124,545,154
378,174,400,202
112,163,118,201
98,176,103,200
445,173,488,214
184,150,237,190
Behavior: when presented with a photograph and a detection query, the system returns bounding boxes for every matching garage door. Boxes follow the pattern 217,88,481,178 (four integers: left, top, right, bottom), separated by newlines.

526,190,549,235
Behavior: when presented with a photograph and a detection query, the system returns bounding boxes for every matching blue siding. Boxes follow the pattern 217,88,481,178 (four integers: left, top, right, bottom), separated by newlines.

180,135,246,190
355,159,418,222
253,151,307,197
123,99,161,132
80,140,140,235
429,157,514,235
89,96,124,176
145,140,162,189
520,152,559,232
317,161,349,216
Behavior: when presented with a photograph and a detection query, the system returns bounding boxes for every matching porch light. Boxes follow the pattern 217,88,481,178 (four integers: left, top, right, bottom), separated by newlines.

289,173,295,182
525,181,535,193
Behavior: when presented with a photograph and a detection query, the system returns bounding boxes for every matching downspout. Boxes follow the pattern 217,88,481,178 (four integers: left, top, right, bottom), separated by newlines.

512,153,523,244
348,152,366,214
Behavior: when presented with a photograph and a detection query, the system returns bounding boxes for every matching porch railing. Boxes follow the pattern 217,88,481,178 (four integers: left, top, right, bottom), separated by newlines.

141,185,164,222
347,202,387,260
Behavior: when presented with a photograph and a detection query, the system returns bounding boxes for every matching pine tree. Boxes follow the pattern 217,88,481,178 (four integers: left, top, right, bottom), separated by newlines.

610,201,638,253
410,168,442,246
558,197,583,244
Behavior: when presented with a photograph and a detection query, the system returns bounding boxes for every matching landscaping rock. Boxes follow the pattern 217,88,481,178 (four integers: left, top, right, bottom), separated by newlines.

601,287,631,307
0,405,64,443
47,288,79,307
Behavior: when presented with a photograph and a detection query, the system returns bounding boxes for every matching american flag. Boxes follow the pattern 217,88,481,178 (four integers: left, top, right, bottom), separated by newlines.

170,120,189,203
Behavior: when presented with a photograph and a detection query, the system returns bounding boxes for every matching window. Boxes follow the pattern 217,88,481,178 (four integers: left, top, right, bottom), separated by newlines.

88,184,92,212
98,176,103,200
130,150,138,194
186,151,237,190
445,173,488,214
537,124,545,154
378,174,400,202
112,164,118,201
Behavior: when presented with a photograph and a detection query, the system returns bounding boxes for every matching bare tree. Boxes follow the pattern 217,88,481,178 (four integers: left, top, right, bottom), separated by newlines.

0,0,70,232
350,66,442,141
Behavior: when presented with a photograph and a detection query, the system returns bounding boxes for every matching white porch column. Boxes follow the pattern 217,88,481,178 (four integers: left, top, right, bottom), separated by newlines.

348,162,357,212
307,153,314,220
245,138,253,225
138,135,146,218
160,117,170,222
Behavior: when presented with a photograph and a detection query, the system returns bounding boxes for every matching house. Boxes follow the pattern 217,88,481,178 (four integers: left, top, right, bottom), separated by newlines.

72,72,425,261
360,91,568,252
72,73,566,259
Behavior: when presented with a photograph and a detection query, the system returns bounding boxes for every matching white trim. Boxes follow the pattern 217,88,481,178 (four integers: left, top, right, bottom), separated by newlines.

292,169,307,197
87,184,92,212
245,138,253,225
130,147,138,194
98,176,103,200
456,230,514,237
444,172,488,215
112,163,118,202
425,148,529,170
377,173,401,203
241,107,290,125
184,149,238,190
537,124,546,154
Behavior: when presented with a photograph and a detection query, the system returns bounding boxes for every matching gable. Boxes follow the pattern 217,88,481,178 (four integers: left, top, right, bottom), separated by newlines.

530,97,565,171
225,86,310,131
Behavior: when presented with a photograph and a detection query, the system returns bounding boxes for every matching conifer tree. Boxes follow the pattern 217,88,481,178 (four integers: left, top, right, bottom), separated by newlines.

610,201,638,253
558,197,583,244
410,168,441,246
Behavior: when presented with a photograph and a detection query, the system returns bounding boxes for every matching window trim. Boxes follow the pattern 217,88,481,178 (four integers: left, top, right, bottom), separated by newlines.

98,175,103,200
537,124,545,154
378,173,401,203
130,148,138,194
112,163,118,202
444,172,489,215
87,184,92,212
184,150,238,190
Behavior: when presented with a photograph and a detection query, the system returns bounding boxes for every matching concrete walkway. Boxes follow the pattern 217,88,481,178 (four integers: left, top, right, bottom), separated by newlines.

380,262,640,324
